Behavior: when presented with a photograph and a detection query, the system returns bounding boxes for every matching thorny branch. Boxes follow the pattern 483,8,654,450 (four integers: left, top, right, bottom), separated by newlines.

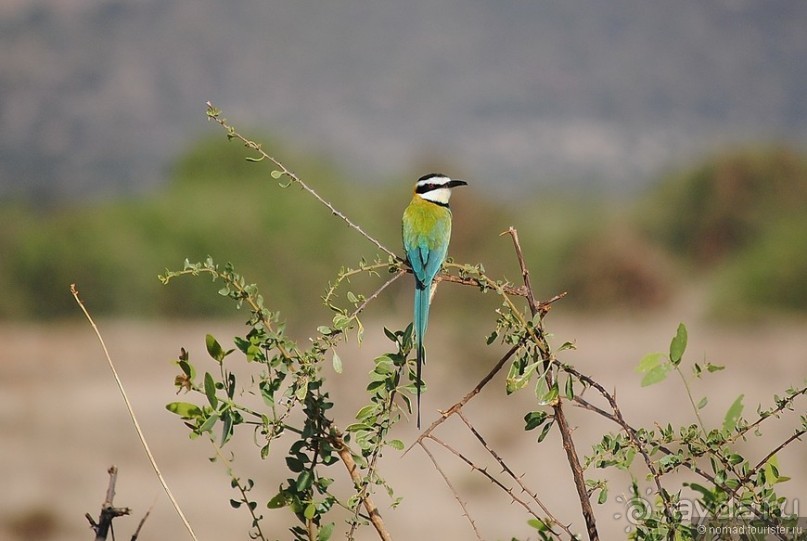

420,441,484,541
563,364,675,522
455,410,573,537
405,341,522,453
424,434,564,536
504,227,599,541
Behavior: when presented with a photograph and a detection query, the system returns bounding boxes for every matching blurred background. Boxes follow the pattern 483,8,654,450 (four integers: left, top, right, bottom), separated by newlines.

1,1,805,540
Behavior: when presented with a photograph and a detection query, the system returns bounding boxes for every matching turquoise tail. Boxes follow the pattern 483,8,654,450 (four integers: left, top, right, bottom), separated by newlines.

414,281,430,428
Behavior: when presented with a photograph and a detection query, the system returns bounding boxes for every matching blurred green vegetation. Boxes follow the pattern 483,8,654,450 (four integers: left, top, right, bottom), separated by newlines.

639,146,807,265
637,146,807,317
1,139,805,322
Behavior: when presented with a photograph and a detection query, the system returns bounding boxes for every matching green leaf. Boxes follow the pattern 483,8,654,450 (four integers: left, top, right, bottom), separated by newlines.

285,456,305,473
166,402,203,419
199,412,219,433
528,518,549,531
536,419,554,443
507,360,539,394
387,439,405,451
641,364,670,387
177,358,195,379
303,502,317,520
345,422,373,433
317,523,334,541
295,377,309,401
536,381,559,406
722,394,744,433
564,375,574,400
204,372,218,408
764,455,791,484
636,352,663,373
332,314,350,330
524,410,549,431
726,453,744,465
205,334,225,363
697,396,708,409
296,470,313,492
669,323,688,365
598,486,609,504
332,351,343,374
706,363,725,373
226,372,236,399
220,410,234,445
270,169,283,179
267,491,289,509
230,499,242,509
355,404,378,422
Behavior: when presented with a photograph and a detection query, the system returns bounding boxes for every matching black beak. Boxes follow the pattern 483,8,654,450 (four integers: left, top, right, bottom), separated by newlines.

448,179,468,188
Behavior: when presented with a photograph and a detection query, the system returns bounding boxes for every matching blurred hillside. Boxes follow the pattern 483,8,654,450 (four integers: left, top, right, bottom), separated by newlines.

1,0,806,200
0,139,805,321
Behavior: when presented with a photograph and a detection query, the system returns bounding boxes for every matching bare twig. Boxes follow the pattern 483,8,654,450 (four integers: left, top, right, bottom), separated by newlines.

206,102,399,262
348,269,406,321
455,411,573,538
501,228,540,314
104,465,119,507
71,285,200,541
749,428,806,482
420,440,484,541
87,466,131,541
424,434,567,538
405,342,522,454
130,497,156,541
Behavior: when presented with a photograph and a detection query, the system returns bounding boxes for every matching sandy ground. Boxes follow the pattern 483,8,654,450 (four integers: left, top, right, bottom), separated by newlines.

0,310,804,540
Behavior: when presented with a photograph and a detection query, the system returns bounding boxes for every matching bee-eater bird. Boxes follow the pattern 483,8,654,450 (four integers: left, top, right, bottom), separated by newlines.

402,173,467,428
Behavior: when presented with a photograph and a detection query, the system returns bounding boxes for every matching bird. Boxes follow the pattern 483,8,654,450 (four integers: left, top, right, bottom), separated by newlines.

402,173,468,428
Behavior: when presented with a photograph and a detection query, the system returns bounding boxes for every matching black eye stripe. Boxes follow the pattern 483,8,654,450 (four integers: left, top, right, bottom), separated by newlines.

415,182,449,194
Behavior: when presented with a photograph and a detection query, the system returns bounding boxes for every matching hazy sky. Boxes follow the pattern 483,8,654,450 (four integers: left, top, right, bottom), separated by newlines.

2,0,806,199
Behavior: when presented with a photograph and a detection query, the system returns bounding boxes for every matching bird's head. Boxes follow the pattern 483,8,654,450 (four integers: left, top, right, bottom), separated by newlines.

414,173,468,206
